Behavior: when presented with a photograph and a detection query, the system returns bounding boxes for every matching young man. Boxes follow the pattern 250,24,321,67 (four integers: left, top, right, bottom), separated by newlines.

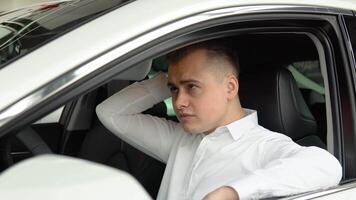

96,40,342,200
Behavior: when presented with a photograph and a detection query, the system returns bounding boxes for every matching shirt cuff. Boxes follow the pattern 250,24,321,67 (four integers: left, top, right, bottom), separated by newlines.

138,72,171,102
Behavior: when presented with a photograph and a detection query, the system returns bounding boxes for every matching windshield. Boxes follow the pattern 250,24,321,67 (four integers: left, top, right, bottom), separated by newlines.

0,0,131,69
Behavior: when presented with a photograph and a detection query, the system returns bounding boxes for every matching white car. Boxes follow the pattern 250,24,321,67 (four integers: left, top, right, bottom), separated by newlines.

0,0,356,199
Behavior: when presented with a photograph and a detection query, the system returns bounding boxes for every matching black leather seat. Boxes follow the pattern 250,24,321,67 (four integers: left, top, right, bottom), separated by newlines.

78,80,166,198
239,66,326,149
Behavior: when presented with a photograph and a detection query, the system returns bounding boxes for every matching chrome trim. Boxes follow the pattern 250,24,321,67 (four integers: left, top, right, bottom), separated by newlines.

0,4,351,128
4,21,25,27
10,152,31,155
280,181,356,199
204,5,353,16
0,24,17,33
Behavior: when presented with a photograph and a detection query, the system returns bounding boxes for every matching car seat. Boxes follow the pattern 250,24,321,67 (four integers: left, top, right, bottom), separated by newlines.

77,64,167,198
239,66,326,149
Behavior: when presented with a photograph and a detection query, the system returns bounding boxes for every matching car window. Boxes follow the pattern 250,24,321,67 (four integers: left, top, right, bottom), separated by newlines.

289,60,325,95
0,0,131,69
287,60,328,144
150,55,329,126
34,106,64,124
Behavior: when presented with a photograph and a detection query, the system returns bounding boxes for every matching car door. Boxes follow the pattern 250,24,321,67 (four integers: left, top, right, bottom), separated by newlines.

1,2,356,199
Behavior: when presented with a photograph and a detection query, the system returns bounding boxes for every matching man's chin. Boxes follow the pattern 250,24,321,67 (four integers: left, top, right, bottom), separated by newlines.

182,125,201,134
182,123,216,135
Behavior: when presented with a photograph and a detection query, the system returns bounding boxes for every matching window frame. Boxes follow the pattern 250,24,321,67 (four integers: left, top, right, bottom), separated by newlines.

335,15,356,179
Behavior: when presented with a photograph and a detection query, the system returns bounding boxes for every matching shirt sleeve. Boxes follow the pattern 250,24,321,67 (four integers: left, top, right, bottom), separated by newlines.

96,73,180,163
227,135,342,200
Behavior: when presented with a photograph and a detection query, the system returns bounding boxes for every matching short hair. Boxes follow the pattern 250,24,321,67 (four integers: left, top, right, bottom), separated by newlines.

167,39,240,77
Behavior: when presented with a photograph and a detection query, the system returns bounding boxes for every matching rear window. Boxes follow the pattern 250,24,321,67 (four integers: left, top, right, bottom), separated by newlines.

0,0,132,69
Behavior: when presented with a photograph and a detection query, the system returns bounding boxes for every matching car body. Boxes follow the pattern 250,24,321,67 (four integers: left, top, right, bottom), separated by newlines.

0,0,356,199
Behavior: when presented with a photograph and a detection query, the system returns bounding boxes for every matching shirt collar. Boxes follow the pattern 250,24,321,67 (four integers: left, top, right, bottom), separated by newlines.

225,109,258,140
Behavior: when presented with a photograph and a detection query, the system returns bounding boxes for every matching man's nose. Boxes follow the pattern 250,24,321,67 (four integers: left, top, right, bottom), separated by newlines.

174,91,189,110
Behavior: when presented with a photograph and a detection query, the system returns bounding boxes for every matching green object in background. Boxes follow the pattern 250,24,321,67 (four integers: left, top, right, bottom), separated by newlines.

151,56,176,116
164,97,176,116
288,64,325,95
152,56,169,72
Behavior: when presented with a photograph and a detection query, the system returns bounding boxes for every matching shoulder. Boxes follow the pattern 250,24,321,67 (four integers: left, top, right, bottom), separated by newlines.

246,125,293,144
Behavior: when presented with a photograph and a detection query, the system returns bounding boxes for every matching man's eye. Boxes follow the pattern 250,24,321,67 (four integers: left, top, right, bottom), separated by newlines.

188,84,198,90
187,84,200,94
169,87,178,94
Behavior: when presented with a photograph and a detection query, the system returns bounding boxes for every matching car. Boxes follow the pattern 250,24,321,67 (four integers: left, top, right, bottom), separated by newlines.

0,0,356,199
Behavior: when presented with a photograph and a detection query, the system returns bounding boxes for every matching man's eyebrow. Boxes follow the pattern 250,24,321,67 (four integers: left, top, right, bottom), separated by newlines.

167,82,176,87
167,79,201,87
180,79,201,85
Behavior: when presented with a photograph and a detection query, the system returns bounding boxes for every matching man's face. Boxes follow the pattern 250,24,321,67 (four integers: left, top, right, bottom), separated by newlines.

168,49,230,134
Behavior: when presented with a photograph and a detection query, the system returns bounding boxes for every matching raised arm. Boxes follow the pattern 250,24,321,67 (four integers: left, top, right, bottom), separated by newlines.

96,73,180,163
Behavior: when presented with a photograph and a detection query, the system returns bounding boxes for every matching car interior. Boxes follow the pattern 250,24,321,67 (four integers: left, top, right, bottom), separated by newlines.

1,32,330,198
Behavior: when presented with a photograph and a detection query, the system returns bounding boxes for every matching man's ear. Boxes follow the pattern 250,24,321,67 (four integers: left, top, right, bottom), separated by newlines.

226,74,239,100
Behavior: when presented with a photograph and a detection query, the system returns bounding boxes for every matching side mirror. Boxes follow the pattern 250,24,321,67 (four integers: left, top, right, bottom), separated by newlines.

0,155,152,200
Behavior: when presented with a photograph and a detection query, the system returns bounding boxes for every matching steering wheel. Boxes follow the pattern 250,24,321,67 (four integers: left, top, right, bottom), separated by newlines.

16,126,53,155
0,126,53,170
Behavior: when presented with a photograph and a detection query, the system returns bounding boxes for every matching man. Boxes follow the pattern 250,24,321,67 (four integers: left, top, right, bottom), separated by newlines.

96,40,342,200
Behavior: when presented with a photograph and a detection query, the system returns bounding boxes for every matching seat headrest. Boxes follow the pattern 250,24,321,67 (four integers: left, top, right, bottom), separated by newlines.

239,67,317,140
113,60,152,81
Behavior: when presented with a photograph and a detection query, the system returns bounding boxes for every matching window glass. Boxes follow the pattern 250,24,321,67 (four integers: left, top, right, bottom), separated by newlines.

288,60,325,95
151,57,328,120
288,60,327,143
0,0,131,69
34,106,64,124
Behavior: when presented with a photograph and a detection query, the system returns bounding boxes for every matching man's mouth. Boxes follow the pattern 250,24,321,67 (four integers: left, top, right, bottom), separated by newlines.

179,114,195,122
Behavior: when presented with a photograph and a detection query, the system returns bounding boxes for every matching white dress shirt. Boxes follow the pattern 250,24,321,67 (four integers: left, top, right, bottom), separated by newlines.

96,73,342,200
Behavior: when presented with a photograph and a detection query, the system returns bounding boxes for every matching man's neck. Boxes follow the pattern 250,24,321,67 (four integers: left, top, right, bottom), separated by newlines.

222,105,246,126
203,103,246,135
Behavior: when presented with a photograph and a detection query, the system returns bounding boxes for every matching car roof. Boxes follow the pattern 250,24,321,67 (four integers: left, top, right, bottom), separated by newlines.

0,0,355,120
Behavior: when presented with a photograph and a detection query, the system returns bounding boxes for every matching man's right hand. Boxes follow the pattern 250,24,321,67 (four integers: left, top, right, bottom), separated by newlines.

202,186,239,200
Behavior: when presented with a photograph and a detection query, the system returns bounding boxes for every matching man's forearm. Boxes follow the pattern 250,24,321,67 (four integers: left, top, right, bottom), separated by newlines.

96,72,170,117
95,72,176,163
